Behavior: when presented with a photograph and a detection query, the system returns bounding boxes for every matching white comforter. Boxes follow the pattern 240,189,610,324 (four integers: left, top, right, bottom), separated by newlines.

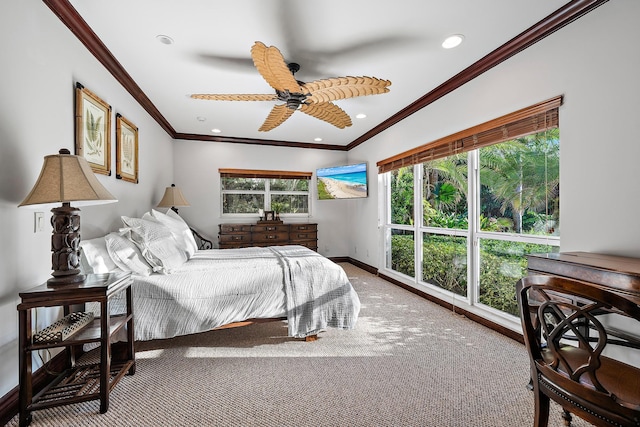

112,245,360,340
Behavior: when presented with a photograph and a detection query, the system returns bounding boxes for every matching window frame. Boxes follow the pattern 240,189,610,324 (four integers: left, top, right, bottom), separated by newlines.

219,168,312,218
379,97,562,330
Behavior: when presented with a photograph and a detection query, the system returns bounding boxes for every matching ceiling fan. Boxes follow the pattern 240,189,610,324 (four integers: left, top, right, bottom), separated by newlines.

191,41,391,132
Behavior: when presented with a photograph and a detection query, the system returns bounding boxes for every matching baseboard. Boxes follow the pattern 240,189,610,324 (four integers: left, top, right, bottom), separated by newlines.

330,256,378,276
0,349,72,425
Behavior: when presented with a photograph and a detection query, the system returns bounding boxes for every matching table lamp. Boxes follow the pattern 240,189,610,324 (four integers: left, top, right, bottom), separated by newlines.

18,148,117,285
157,184,190,214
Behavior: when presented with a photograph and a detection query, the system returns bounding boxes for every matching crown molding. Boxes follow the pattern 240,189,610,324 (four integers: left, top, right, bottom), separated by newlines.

346,0,609,150
43,0,608,151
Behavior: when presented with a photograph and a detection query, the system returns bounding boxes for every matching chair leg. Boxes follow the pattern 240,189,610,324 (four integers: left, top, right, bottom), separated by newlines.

561,409,572,426
533,391,550,427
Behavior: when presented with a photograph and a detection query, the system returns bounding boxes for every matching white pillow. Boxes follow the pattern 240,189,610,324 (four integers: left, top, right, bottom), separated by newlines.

104,231,153,276
121,216,187,274
150,209,198,258
80,236,121,274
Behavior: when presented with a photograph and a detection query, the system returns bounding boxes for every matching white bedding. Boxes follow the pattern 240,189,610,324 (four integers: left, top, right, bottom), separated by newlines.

111,245,360,340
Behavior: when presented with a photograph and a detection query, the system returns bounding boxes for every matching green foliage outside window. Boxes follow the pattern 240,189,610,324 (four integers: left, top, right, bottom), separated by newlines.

222,176,309,214
388,129,560,317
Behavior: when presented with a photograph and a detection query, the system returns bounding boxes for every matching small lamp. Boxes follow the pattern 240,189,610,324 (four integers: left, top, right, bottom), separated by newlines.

19,148,117,286
157,184,190,214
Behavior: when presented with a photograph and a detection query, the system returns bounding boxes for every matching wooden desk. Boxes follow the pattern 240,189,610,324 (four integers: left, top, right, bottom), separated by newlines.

527,251,640,304
17,272,135,427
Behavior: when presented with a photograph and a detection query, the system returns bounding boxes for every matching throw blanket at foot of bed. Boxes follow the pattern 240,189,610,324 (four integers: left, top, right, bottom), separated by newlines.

110,245,360,341
271,246,360,338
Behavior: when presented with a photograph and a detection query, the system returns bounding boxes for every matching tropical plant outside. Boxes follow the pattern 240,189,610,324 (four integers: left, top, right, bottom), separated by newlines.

388,129,560,317
221,177,310,214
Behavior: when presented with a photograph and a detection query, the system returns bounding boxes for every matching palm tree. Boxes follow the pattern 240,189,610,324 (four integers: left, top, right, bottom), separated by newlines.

479,130,559,233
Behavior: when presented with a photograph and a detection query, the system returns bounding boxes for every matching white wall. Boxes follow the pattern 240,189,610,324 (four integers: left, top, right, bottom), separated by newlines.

0,0,174,396
172,139,350,257
347,0,640,266
3,0,639,405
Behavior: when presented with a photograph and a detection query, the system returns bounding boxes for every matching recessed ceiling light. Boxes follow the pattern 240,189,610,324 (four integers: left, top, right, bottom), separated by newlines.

355,113,367,119
156,35,174,45
442,34,464,49
314,137,323,142
211,128,221,133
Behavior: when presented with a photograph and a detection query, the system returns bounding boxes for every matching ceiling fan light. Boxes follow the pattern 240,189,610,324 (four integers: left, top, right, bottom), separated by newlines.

442,34,464,49
355,113,367,119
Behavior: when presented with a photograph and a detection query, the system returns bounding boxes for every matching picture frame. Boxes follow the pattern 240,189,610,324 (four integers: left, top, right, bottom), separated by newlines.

115,113,139,183
75,82,111,175
264,211,275,221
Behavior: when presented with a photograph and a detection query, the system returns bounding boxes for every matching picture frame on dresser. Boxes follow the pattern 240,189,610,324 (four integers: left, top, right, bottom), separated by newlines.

115,113,139,183
75,82,111,176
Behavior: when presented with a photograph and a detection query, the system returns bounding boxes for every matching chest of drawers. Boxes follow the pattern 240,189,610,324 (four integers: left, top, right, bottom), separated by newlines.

219,223,317,251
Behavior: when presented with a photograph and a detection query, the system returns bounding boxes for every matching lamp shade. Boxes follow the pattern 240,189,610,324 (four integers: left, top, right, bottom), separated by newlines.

19,149,117,207
157,184,190,208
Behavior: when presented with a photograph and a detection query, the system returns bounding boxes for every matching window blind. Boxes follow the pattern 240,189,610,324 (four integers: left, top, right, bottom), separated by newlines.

219,168,312,180
377,96,562,173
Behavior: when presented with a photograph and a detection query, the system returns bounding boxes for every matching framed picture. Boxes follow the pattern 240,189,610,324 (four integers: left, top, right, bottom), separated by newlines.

115,113,139,183
264,211,275,221
75,82,111,175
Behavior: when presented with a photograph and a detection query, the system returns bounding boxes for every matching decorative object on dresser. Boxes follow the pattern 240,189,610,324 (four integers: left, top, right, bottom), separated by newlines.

18,148,117,285
219,222,317,250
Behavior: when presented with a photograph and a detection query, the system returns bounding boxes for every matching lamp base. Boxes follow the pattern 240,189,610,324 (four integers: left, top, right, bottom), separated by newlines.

48,204,84,286
48,273,86,286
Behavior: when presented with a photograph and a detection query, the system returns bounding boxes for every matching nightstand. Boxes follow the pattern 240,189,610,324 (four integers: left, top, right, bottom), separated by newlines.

17,272,135,426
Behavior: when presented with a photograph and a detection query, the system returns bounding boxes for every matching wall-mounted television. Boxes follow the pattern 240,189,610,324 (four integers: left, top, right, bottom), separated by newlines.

316,162,368,200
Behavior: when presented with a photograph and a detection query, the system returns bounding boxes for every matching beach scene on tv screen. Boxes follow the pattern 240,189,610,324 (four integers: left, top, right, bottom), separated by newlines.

317,163,368,199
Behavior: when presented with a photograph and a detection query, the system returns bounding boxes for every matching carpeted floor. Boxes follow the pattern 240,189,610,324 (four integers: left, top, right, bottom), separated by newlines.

7,263,590,426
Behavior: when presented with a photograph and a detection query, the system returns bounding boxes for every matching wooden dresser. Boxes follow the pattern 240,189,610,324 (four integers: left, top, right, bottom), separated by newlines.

218,222,318,251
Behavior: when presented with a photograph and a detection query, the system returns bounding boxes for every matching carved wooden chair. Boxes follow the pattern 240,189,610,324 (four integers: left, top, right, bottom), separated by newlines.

516,275,640,427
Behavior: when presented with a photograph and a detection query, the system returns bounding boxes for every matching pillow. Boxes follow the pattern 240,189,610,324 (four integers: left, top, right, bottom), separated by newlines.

150,209,198,258
121,216,187,274
104,231,153,276
80,236,121,274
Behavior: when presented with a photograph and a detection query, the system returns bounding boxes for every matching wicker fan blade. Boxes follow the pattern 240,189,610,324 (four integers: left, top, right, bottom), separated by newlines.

259,104,296,132
302,76,391,104
299,102,352,129
190,94,278,101
251,41,302,93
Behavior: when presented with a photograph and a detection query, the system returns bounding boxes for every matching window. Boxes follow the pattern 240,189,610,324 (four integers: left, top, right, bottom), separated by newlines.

379,96,561,322
220,169,311,215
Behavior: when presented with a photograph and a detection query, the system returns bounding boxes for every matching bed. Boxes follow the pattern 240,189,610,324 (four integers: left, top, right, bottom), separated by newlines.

80,210,360,341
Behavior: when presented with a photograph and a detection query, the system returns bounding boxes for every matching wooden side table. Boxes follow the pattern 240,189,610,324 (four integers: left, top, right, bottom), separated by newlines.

17,272,135,426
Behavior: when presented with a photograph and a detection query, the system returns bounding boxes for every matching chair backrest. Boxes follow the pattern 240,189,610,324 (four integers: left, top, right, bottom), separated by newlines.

517,275,640,426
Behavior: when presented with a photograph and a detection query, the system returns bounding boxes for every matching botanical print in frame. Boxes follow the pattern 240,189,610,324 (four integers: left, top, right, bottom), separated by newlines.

75,82,111,175
115,113,139,183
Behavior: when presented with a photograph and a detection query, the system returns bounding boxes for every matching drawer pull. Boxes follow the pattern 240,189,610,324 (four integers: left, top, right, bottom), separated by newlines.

267,226,276,231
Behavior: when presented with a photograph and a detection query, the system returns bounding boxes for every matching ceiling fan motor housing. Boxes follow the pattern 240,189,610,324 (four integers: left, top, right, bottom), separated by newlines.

276,90,307,110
